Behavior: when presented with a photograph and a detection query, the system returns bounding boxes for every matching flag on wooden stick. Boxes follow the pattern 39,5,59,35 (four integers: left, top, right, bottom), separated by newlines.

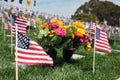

15,32,53,66
92,24,111,74
19,0,23,4
89,22,96,35
27,0,31,6
34,0,36,6
4,23,9,30
95,25,111,53
12,15,27,35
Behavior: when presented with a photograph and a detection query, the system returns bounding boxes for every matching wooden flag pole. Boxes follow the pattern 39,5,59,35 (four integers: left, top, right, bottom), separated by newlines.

3,24,6,40
15,24,18,80
0,16,2,31
93,23,97,74
114,32,116,46
1,17,3,32
10,15,13,54
26,0,30,31
1,0,4,32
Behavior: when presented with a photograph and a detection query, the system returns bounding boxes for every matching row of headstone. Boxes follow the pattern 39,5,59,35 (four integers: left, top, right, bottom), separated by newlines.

83,22,120,38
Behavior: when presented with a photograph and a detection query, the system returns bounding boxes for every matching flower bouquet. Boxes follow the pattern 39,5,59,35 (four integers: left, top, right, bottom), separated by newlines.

38,19,92,61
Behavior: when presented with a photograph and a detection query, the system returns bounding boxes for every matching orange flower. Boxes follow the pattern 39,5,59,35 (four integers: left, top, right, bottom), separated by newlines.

40,23,47,29
74,31,84,37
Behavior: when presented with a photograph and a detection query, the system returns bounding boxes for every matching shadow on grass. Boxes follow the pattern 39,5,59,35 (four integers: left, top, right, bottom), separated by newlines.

53,57,65,67
53,56,93,72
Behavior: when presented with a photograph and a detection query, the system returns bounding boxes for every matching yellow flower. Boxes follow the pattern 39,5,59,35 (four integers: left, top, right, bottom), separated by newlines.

49,34,54,37
73,21,84,29
84,45,91,51
50,30,55,33
48,30,55,36
77,28,86,34
87,44,91,48
86,42,91,45
84,47,90,51
51,19,63,26
84,42,91,51
62,25,70,29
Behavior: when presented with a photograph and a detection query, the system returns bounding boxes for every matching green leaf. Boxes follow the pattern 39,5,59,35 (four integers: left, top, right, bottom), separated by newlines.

60,38,71,48
54,47,63,54
66,27,74,36
44,28,49,37
51,36,62,45
38,28,49,38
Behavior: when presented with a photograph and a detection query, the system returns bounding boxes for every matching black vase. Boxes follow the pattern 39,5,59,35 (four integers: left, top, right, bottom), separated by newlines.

63,49,74,63
47,49,57,61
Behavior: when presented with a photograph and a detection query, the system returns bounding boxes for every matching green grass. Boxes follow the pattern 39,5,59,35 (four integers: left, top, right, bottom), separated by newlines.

0,21,120,80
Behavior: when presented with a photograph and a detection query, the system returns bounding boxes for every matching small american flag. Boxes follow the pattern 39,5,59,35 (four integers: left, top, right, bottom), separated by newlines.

12,15,27,35
95,25,111,53
34,0,36,6
4,23,9,30
89,22,96,35
15,32,53,66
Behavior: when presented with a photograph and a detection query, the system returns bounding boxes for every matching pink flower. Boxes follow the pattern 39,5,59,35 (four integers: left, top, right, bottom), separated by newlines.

47,22,59,28
79,34,92,43
55,28,66,37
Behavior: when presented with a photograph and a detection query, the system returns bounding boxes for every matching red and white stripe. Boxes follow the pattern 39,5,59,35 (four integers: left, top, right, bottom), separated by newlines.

15,39,53,66
89,23,96,35
12,16,27,35
95,28,111,53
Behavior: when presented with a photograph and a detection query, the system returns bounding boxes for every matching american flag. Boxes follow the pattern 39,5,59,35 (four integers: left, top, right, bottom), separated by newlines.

12,15,27,35
4,23,9,30
95,25,111,53
89,22,96,35
1,10,10,30
15,32,53,66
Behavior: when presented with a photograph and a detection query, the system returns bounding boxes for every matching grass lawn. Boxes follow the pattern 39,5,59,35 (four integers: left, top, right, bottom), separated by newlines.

0,21,120,80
